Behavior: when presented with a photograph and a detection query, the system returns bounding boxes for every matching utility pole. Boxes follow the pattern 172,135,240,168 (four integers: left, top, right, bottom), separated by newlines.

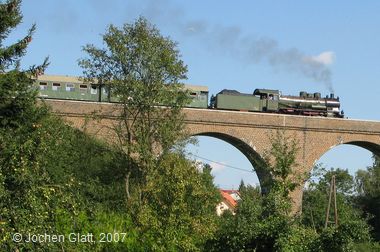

324,175,338,228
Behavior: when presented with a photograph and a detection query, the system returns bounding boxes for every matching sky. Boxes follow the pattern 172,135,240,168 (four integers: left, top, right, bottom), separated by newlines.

10,0,380,189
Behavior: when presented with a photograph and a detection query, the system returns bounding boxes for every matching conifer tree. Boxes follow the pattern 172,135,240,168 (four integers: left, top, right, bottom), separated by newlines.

0,0,48,127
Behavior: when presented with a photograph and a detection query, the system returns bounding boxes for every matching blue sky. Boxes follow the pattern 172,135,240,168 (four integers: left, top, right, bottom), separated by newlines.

11,0,380,188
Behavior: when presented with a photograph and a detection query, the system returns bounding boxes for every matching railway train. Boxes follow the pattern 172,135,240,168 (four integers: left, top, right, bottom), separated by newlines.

35,75,344,118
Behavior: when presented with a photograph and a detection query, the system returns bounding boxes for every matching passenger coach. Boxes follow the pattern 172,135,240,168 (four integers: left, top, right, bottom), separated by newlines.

35,75,209,108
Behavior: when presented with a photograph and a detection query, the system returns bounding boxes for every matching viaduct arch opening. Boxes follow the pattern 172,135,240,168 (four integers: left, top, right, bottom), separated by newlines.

301,140,380,222
345,141,380,157
303,140,380,194
314,140,380,173
188,132,271,191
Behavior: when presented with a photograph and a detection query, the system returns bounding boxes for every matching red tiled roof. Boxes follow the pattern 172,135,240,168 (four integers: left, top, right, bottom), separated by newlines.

221,189,240,195
220,190,239,208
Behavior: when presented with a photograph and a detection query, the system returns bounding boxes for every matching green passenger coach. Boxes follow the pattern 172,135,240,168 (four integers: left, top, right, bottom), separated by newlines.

35,75,209,108
36,75,98,101
185,84,209,108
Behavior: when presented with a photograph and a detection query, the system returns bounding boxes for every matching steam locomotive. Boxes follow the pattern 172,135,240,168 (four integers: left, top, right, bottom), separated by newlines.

211,89,343,118
35,75,344,118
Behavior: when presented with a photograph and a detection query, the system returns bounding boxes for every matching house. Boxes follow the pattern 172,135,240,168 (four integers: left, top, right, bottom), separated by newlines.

216,189,241,216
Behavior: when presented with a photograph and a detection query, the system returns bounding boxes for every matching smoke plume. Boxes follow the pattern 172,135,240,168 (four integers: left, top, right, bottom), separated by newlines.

184,22,335,92
82,0,336,92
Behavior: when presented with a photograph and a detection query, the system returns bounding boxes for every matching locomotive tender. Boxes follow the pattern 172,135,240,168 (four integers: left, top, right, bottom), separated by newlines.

35,75,343,118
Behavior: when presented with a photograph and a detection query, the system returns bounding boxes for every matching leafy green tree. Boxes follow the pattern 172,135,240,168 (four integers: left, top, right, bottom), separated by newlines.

355,155,380,241
79,16,189,205
135,153,220,251
239,180,261,201
1,100,140,250
302,165,372,251
207,131,312,252
302,166,361,230
262,131,300,216
79,17,221,250
208,132,372,251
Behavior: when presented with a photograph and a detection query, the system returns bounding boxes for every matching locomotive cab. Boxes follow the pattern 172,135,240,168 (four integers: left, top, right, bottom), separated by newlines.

253,89,279,112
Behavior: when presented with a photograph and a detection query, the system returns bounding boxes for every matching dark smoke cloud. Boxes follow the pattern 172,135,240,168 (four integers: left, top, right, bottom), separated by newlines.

184,22,334,92
135,0,335,92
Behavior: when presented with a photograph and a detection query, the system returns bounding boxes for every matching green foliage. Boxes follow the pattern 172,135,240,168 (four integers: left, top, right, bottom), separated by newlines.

354,242,380,252
1,113,77,250
209,131,373,252
134,153,220,251
79,16,222,250
355,155,380,241
320,167,355,195
1,0,27,71
0,0,48,73
37,115,141,251
262,131,300,200
0,0,48,127
275,224,318,252
302,166,364,231
302,165,372,250
315,221,370,252
262,131,300,216
79,16,190,205
0,106,142,250
0,71,37,127
0,1,56,250
207,131,303,251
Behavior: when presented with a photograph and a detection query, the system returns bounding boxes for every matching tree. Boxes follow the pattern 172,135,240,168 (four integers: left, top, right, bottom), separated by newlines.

79,17,189,204
1,0,30,72
0,0,48,127
135,153,220,251
302,166,359,230
207,131,309,251
355,155,380,241
302,165,372,250
261,130,300,215
79,17,220,250
208,131,372,251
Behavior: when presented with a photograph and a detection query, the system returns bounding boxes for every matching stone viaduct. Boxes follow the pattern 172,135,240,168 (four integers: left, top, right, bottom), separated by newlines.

44,99,380,213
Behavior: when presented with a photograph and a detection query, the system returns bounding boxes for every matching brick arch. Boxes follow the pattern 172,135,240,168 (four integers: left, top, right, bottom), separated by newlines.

344,141,380,157
292,137,380,215
191,132,272,191
312,139,380,169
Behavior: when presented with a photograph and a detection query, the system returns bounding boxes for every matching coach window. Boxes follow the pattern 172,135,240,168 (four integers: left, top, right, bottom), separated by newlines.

66,83,75,92
52,83,61,91
90,85,97,94
103,87,109,95
79,84,88,92
39,82,47,91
